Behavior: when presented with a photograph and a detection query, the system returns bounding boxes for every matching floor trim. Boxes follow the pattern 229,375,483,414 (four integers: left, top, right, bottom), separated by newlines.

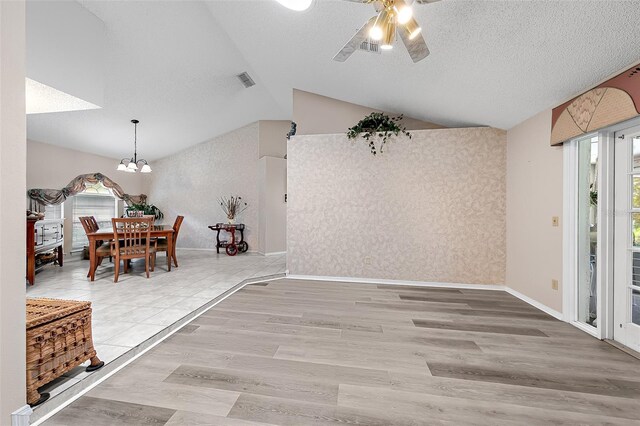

286,274,504,291
604,339,640,360
262,251,287,256
504,287,563,320
29,272,285,426
287,274,565,320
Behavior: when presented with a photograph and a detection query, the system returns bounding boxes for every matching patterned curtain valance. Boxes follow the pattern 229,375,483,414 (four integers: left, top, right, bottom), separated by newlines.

27,173,147,212
551,62,640,146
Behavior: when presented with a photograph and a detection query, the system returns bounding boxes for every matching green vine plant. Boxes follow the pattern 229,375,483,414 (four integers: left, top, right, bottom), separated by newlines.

346,112,412,156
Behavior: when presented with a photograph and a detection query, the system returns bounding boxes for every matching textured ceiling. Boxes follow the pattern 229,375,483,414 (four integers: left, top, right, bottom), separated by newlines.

27,0,640,160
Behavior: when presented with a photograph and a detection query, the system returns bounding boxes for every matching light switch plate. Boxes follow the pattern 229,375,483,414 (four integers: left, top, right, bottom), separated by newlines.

551,279,559,290
552,216,559,227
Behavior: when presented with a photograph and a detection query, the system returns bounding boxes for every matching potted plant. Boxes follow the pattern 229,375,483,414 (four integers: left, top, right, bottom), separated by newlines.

219,196,247,224
347,112,411,156
126,202,164,220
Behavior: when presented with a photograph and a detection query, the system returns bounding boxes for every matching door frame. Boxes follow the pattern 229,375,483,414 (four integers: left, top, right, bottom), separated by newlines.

564,115,640,341
563,131,611,338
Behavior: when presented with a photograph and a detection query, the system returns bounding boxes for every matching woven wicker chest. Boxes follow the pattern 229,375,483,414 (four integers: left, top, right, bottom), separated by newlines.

26,298,103,406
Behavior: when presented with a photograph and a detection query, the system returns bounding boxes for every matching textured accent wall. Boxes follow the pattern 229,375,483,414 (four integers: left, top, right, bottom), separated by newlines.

147,123,259,249
287,127,507,285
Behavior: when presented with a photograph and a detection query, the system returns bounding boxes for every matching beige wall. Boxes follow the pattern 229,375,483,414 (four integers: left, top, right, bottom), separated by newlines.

27,139,147,194
0,0,27,421
288,127,506,285
258,157,287,254
506,109,563,312
259,120,289,159
292,89,444,136
147,123,260,250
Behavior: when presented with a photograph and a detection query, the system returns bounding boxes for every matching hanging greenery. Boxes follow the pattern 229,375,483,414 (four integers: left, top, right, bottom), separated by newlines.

346,112,411,156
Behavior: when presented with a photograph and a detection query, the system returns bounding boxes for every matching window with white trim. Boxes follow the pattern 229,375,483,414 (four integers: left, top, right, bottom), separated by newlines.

71,183,117,251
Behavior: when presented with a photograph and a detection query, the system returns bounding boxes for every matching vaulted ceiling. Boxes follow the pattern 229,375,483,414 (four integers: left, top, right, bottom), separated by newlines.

26,0,640,160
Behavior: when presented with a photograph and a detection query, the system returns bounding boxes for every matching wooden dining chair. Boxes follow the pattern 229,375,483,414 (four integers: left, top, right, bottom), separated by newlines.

155,215,184,268
111,217,156,283
79,216,111,278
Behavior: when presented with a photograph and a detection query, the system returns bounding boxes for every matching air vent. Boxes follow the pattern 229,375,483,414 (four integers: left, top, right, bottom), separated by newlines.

237,72,256,88
359,39,381,54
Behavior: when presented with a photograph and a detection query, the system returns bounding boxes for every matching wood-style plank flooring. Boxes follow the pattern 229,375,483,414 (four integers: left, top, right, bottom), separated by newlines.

45,279,640,425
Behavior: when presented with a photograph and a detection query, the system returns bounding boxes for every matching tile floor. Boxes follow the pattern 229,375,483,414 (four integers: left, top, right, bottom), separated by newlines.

26,250,285,411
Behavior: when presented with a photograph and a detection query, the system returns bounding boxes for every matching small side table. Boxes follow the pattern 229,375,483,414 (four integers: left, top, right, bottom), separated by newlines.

208,223,249,256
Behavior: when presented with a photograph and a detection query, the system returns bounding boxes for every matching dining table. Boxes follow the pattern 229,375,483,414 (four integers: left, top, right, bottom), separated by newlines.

86,225,174,281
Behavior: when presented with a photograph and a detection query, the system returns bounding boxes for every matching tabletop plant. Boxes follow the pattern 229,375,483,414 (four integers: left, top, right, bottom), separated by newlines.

126,202,164,220
219,195,248,224
347,112,412,156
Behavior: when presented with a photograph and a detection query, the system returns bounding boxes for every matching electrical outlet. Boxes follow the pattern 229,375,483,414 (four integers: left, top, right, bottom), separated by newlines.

552,216,559,227
364,257,371,265
551,279,559,290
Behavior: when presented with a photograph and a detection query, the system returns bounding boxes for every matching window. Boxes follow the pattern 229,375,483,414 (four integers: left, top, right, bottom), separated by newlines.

44,203,63,220
71,183,117,251
576,135,599,327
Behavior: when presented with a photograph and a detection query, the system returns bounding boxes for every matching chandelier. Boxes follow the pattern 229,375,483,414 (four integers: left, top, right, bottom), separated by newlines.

117,119,151,173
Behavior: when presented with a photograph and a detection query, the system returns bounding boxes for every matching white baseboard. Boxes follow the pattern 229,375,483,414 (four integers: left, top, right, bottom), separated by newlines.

176,247,260,255
11,405,32,426
263,251,286,256
286,273,565,321
286,274,504,291
502,288,563,320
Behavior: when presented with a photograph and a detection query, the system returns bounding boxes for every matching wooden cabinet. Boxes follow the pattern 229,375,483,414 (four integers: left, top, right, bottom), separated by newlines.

27,218,64,285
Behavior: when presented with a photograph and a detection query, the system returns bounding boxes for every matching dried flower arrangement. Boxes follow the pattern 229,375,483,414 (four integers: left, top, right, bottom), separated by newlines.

219,195,248,222
346,112,412,156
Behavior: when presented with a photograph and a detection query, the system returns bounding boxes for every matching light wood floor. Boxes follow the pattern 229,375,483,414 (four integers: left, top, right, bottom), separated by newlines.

45,279,640,425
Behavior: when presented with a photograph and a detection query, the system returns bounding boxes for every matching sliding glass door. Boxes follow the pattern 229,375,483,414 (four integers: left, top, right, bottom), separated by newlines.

613,125,640,351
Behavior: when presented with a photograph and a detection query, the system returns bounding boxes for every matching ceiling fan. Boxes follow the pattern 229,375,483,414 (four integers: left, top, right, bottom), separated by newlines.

333,0,440,63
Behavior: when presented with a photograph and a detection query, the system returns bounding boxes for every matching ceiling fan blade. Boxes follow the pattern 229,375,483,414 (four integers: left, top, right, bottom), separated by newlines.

333,17,376,62
397,19,430,63
413,0,442,4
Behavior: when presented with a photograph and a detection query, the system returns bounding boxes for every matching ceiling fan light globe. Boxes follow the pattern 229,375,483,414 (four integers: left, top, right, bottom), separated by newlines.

369,26,384,41
275,0,312,11
396,6,413,25
127,161,138,170
117,163,128,171
140,164,152,173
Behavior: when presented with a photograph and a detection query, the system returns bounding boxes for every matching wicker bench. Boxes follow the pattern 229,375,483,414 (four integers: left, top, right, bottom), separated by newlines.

26,298,104,406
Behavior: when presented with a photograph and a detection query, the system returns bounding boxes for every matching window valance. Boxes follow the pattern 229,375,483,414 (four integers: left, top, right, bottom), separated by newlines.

27,173,147,212
551,62,640,146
